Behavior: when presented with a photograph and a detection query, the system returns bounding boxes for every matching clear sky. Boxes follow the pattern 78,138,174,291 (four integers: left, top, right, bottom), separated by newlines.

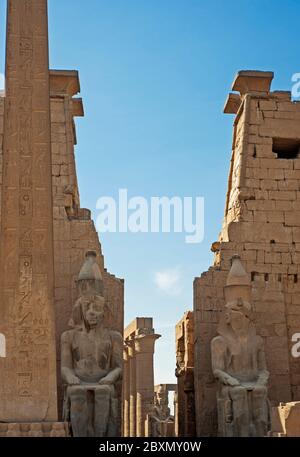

0,0,300,384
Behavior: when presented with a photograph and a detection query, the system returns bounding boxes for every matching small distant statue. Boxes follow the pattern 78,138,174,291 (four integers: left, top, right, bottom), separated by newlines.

211,255,269,437
153,386,172,422
147,386,175,437
61,251,123,437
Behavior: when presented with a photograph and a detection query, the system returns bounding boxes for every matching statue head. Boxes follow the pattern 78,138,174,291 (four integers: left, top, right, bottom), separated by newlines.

156,387,164,405
70,251,109,330
155,386,170,414
219,255,255,338
225,297,252,333
71,294,105,330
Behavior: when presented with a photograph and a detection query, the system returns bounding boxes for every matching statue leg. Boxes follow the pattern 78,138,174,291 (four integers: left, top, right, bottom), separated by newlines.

251,386,268,436
229,386,250,437
107,394,119,437
218,386,234,436
67,386,89,437
94,385,112,437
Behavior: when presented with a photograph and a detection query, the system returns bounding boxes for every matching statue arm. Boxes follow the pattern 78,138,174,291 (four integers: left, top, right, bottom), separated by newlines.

98,331,123,386
61,331,81,385
211,336,240,386
256,336,269,386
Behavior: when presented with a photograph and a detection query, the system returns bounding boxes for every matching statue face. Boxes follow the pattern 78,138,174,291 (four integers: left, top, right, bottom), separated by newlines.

227,310,249,332
156,391,168,407
81,295,105,328
225,298,251,332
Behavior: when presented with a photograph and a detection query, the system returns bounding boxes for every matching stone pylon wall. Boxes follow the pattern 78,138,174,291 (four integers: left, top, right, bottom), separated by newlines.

194,72,300,436
0,70,124,418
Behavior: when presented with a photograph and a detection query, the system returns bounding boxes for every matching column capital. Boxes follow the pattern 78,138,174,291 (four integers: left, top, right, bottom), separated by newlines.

126,337,136,358
134,332,161,354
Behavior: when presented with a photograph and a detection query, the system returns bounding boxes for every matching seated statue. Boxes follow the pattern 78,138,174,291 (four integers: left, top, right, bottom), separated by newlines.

147,386,175,437
61,251,123,437
211,255,269,437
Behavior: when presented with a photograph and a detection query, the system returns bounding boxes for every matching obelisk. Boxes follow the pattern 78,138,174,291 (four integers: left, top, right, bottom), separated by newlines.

0,0,57,421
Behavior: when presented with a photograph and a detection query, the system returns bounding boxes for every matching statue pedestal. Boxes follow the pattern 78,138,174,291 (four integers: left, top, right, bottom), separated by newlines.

145,414,175,437
0,422,70,437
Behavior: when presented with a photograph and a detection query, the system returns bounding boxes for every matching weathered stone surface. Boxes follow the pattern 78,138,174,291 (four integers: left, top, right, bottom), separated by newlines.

224,93,242,114
194,70,300,436
211,256,269,437
0,422,69,437
0,0,57,422
232,71,274,95
61,251,123,437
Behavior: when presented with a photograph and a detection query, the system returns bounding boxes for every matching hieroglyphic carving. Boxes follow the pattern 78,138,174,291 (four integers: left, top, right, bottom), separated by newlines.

19,114,32,156
3,229,17,275
3,191,18,221
34,188,50,218
33,144,48,185
20,156,33,188
20,192,33,217
3,149,18,186
0,0,57,422
19,229,33,256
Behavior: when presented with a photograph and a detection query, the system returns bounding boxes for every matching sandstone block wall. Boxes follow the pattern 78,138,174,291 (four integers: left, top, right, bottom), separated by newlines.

194,72,300,436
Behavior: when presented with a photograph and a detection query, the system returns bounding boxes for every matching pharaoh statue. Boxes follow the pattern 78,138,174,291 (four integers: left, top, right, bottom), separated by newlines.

147,386,175,437
211,255,269,437
61,251,123,437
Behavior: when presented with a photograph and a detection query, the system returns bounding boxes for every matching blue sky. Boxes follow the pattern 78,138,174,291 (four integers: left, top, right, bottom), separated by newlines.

0,0,300,384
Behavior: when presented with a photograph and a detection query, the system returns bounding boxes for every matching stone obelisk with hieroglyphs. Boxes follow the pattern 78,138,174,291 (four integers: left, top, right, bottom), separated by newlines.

0,0,57,421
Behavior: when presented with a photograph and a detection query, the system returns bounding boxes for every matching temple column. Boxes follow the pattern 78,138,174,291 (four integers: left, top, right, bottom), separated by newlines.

135,333,160,437
128,340,136,437
123,346,130,437
174,391,179,437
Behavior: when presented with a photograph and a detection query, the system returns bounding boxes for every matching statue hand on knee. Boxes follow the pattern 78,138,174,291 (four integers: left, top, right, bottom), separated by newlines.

98,367,121,386
99,376,114,386
66,374,81,385
223,374,240,387
213,368,240,387
230,386,247,400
